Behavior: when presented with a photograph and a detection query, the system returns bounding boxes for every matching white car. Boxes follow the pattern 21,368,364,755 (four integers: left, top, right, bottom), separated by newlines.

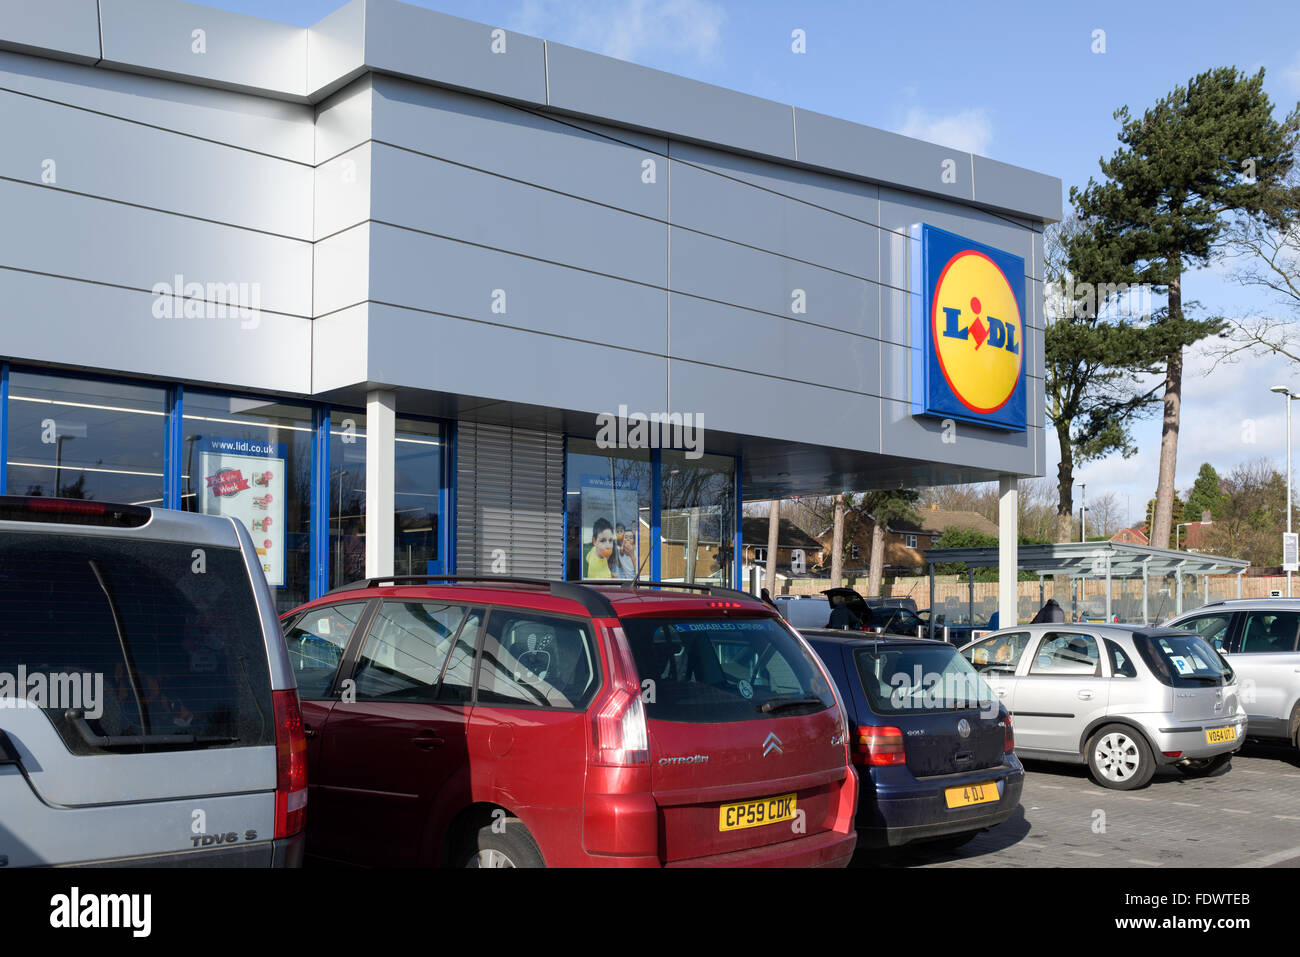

959,624,1245,789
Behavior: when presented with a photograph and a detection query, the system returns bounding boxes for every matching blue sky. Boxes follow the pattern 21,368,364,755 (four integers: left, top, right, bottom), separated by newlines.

198,0,1300,526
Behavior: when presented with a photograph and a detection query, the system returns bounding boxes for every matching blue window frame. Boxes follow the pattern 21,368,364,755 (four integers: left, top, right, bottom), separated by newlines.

0,365,455,608
562,437,742,589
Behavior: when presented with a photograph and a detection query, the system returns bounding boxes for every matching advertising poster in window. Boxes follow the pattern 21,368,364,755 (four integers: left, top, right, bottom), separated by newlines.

579,474,640,580
197,437,287,587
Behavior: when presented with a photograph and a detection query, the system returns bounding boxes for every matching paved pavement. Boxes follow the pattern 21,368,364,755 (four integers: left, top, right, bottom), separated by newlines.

857,741,1300,868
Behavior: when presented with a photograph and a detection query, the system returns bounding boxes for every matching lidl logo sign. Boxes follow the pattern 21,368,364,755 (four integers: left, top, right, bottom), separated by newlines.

911,224,1027,431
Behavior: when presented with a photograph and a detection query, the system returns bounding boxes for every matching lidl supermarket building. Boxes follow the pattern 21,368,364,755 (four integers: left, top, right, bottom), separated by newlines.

0,0,1060,619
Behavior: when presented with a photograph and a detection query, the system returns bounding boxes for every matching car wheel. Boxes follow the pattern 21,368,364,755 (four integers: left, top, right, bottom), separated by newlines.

1087,725,1155,790
1179,753,1232,778
455,818,545,868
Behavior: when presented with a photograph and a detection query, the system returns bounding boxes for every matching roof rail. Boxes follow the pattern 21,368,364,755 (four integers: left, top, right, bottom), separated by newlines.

591,579,765,606
326,575,617,618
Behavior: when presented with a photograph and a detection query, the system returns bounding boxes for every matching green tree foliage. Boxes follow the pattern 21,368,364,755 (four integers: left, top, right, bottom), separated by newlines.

1071,67,1300,551
1046,215,1161,541
1202,460,1291,565
1185,463,1227,522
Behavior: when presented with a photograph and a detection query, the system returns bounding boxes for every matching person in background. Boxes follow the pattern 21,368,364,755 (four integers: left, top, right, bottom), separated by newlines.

1031,597,1065,624
613,523,638,578
585,517,616,579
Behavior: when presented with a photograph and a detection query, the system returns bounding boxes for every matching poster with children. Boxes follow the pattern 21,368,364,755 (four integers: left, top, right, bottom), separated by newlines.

579,475,640,580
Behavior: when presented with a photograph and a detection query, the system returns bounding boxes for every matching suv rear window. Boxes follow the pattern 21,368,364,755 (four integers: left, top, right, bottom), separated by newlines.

1135,632,1231,687
0,531,274,753
856,644,994,715
622,616,835,723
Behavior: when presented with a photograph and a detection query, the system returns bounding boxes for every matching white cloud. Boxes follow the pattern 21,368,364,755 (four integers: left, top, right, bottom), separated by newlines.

511,0,726,63
897,107,993,156
1282,50,1300,93
1067,342,1300,528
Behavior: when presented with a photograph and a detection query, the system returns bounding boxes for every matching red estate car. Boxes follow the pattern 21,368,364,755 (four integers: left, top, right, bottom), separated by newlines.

279,576,858,867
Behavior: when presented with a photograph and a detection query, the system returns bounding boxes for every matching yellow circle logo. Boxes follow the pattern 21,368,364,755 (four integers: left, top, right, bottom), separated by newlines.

931,250,1023,414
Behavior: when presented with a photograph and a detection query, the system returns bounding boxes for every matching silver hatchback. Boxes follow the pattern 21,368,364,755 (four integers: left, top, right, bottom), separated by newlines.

959,624,1245,790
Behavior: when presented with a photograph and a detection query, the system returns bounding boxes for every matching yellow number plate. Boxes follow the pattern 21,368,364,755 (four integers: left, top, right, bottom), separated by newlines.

1205,726,1237,745
944,782,998,809
719,793,798,831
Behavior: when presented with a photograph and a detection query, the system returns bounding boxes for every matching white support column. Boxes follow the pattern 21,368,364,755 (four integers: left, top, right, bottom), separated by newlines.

1141,557,1150,625
365,389,396,579
998,475,1018,628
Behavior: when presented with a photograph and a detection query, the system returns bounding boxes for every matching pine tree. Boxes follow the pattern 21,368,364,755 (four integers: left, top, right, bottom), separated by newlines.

1072,68,1300,552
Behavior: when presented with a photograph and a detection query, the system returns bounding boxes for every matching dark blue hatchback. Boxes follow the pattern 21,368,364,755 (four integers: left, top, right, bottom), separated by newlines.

804,630,1024,850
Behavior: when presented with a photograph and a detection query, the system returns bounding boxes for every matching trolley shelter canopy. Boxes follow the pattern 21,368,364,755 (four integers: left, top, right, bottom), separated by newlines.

921,541,1251,625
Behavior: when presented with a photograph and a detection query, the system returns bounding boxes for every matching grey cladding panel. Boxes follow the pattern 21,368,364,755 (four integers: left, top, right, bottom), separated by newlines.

0,89,312,239
668,359,881,455
794,108,974,203
973,154,1062,223
669,140,878,224
371,76,666,219
363,303,669,415
367,224,667,355
0,268,312,394
0,180,312,317
0,0,100,62
880,398,1038,475
669,294,879,397
546,42,795,160
0,51,314,162
369,143,666,287
364,0,546,106
669,159,878,279
669,227,878,340
99,0,308,97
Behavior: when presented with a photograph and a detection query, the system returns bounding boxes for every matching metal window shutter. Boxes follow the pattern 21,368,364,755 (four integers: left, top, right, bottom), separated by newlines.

456,422,564,577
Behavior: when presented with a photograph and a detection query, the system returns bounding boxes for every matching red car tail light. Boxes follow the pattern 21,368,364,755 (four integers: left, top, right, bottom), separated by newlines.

855,725,906,766
272,689,308,838
1003,715,1015,753
590,625,649,767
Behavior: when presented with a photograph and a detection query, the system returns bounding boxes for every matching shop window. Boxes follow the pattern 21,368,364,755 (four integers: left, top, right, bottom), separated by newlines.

661,450,735,588
5,371,166,506
565,439,651,582
181,391,313,613
327,413,443,589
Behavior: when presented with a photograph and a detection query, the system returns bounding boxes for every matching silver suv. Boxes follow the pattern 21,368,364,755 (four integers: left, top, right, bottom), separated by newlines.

959,624,1245,790
0,496,305,866
1166,600,1300,752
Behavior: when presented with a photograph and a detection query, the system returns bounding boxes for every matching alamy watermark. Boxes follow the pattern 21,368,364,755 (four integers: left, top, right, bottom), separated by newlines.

594,405,705,459
152,274,262,329
0,666,103,719
1045,277,1154,322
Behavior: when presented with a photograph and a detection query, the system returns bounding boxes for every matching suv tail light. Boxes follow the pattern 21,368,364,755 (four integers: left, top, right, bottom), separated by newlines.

855,726,906,766
590,625,649,767
1003,715,1014,754
272,689,308,838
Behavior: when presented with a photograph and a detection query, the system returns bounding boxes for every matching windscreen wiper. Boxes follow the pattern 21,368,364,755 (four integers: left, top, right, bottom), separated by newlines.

88,559,150,736
759,696,824,714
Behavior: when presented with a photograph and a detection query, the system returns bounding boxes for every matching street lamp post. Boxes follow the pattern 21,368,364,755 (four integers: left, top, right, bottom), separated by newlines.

1080,483,1087,542
1271,386,1296,598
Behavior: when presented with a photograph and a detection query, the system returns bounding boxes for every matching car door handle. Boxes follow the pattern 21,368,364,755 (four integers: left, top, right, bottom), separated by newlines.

994,688,1009,697
412,732,445,750
1077,690,1094,700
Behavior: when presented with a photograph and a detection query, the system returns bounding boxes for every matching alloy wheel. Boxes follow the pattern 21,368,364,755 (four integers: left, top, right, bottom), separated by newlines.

1095,731,1141,783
